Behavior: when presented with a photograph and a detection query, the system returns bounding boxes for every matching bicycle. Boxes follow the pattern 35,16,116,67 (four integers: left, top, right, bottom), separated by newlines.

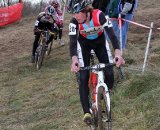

80,51,115,130
35,28,57,69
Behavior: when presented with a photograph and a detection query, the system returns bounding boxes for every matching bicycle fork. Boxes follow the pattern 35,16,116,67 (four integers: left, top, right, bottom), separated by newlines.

95,71,111,113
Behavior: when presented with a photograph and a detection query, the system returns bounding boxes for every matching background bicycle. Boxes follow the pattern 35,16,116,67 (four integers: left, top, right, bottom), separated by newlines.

35,27,57,69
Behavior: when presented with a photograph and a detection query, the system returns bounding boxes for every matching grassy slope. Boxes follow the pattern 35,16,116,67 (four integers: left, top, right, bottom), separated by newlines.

0,1,160,130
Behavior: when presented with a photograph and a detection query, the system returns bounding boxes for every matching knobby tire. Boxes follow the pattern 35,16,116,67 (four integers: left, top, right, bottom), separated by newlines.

36,38,46,70
97,86,111,130
46,41,53,56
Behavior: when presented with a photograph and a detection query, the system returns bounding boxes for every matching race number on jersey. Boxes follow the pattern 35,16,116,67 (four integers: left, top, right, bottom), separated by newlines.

69,23,76,35
103,15,113,28
34,20,39,26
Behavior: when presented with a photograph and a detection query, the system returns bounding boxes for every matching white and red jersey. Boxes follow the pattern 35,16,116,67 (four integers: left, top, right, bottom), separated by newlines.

50,0,63,25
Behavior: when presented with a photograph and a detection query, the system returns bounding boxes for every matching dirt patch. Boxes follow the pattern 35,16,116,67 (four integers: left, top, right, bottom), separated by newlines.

0,16,35,67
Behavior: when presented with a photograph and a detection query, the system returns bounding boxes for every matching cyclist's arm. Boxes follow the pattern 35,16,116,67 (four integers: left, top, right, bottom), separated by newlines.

99,12,125,66
69,18,79,58
99,12,120,50
69,18,80,72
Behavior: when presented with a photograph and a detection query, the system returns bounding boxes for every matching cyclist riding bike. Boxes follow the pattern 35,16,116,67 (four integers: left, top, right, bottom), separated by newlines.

50,0,64,45
31,5,58,63
68,0,125,125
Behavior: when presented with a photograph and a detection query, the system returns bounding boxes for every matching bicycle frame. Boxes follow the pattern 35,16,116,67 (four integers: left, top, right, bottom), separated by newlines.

40,30,49,45
89,50,111,113
79,63,114,130
80,49,122,129
35,29,49,69
38,27,57,46
35,27,58,69
78,48,114,129
89,64,111,114
93,66,111,113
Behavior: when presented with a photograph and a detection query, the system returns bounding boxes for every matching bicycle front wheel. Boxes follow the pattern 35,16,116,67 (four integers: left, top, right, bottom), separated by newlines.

97,86,111,130
46,41,53,56
36,44,45,70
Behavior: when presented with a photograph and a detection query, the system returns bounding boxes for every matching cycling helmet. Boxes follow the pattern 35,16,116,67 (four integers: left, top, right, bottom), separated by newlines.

45,5,55,16
50,0,58,8
67,0,90,14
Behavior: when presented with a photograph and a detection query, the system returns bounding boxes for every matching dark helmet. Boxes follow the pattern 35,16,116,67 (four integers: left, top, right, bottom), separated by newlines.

67,0,90,14
45,5,55,16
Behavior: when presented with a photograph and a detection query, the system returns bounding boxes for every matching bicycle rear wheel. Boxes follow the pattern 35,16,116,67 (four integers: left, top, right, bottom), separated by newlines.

97,86,111,130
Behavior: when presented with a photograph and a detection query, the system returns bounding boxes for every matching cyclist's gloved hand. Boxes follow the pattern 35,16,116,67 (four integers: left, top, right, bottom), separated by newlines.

34,27,41,35
51,24,58,33
54,23,58,29
71,56,80,72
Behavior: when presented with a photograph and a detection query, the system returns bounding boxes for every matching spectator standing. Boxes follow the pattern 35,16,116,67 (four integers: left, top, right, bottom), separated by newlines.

108,0,138,49
92,0,110,13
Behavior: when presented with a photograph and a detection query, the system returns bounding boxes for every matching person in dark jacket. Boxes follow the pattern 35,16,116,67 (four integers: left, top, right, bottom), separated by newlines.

110,0,138,49
92,0,110,13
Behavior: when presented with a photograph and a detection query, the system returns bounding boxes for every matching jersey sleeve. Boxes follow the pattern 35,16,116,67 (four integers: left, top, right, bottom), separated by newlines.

99,12,120,50
69,17,79,58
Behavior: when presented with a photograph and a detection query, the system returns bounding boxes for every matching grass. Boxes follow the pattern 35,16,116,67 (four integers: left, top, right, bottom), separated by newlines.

0,43,90,130
0,41,160,130
111,73,160,130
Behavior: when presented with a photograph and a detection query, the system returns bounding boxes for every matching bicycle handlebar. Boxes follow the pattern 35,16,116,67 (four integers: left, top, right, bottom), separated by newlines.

80,63,116,71
49,31,57,36
37,28,57,36
80,63,124,80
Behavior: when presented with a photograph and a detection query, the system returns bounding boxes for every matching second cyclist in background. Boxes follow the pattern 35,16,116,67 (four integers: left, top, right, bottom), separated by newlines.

31,5,58,63
50,0,64,45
